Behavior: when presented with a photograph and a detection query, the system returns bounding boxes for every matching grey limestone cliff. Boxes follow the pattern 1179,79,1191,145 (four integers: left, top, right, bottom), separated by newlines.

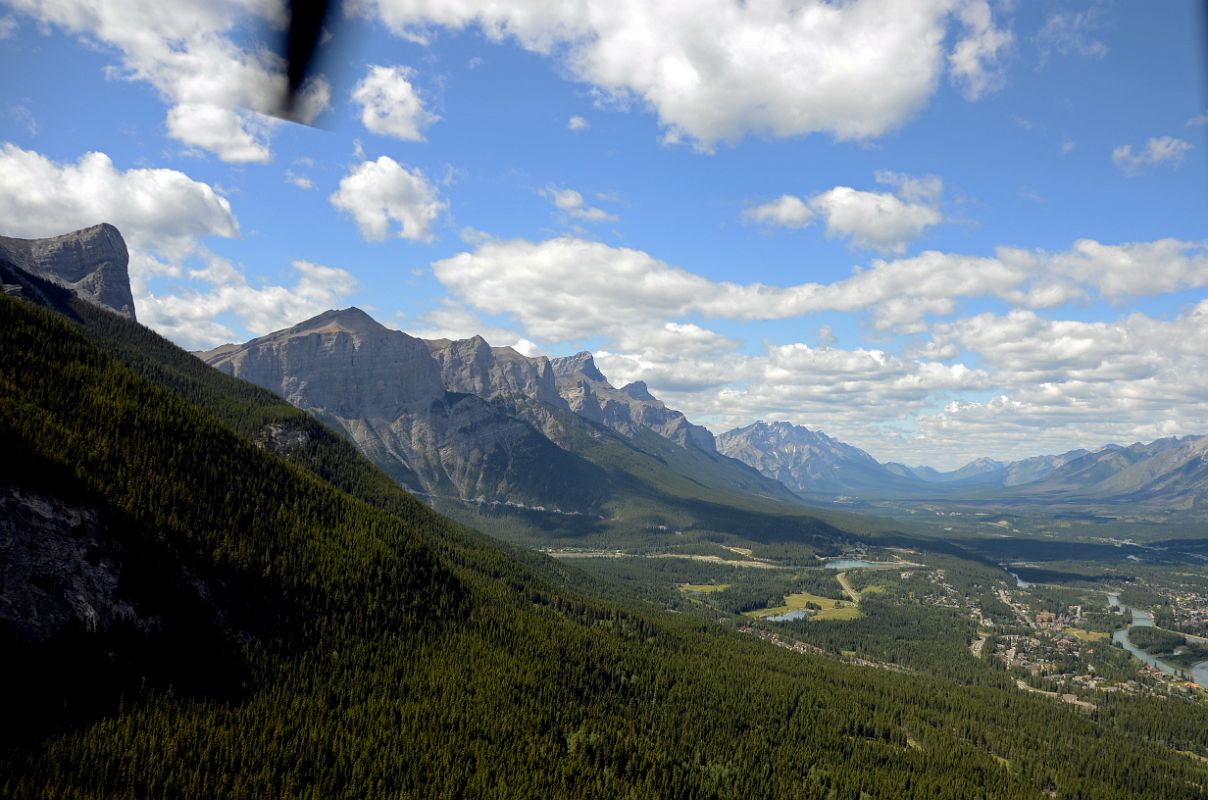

426,335,568,410
0,223,136,319
550,352,716,451
200,309,605,510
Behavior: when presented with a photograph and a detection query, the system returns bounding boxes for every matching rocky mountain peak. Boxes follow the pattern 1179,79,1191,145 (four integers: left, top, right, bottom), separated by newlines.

287,306,387,337
551,351,607,383
621,381,656,402
199,309,444,416
0,223,136,319
426,334,566,409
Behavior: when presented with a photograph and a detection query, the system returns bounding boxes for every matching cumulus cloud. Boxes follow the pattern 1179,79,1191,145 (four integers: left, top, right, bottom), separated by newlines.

743,173,944,252
431,234,1208,344
882,301,1208,464
948,0,1013,100
0,142,237,258
166,104,273,164
7,0,330,162
363,0,1011,148
0,143,349,348
594,303,1208,469
405,300,530,351
811,186,943,253
1112,136,1193,176
352,65,440,141
330,156,447,242
567,115,590,131
0,15,17,39
541,186,617,223
285,170,314,190
141,258,359,349
743,195,813,229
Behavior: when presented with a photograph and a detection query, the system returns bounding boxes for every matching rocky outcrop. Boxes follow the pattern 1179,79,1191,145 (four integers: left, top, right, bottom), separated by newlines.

426,335,568,410
0,223,136,319
0,483,135,642
550,352,716,451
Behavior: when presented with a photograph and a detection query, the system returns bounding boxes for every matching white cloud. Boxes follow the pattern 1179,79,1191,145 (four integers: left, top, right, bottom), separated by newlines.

1112,136,1193,176
1188,110,1208,128
743,173,944,252
166,104,273,164
541,185,617,223
0,143,237,259
903,300,1208,465
405,300,529,350
0,15,17,39
1060,139,1075,156
352,65,440,141
810,186,943,253
141,258,359,349
431,234,1208,343
7,0,330,163
948,0,1013,100
1036,9,1107,65
0,143,341,349
568,115,590,131
365,0,1011,147
330,156,446,242
285,170,314,190
874,170,944,203
743,195,813,229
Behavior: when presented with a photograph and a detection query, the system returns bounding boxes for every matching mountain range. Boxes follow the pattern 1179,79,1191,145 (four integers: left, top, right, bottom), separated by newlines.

10,223,1208,521
198,304,817,543
720,420,1208,509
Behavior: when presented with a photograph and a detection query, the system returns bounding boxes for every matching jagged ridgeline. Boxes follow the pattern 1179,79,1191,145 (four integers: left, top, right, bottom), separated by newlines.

4,229,1208,798
196,305,854,546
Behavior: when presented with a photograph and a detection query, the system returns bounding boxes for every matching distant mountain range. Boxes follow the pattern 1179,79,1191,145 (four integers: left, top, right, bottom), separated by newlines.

719,420,1208,509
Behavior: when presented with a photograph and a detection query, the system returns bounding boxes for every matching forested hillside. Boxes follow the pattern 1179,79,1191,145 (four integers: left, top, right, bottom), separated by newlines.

3,290,1207,798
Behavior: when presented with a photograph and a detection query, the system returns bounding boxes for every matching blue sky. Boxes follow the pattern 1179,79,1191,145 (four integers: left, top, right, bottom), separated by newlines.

1,0,1206,468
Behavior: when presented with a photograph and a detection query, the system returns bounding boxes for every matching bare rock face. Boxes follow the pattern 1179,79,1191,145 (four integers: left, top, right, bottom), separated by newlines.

717,420,882,494
550,352,716,451
0,483,136,642
426,335,569,410
202,308,446,416
0,223,136,319
199,309,603,509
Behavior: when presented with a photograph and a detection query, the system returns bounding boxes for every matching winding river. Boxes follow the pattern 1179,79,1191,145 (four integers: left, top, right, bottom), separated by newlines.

1105,592,1208,685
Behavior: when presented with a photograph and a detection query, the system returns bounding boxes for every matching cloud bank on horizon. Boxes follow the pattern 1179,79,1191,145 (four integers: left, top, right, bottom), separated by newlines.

0,0,1205,469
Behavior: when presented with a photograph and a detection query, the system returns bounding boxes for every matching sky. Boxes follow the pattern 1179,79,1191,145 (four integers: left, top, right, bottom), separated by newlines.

1,0,1206,469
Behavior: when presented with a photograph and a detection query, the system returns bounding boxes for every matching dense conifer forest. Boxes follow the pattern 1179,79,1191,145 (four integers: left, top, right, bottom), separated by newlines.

4,290,1208,798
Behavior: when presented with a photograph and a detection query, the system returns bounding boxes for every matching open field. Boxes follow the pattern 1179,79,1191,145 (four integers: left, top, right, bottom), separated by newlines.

678,583,732,594
1065,627,1109,642
745,590,862,622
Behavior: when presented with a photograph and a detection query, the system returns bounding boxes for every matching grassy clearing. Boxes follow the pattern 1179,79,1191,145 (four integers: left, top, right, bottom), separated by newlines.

744,591,861,622
1064,627,1109,642
678,583,732,594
